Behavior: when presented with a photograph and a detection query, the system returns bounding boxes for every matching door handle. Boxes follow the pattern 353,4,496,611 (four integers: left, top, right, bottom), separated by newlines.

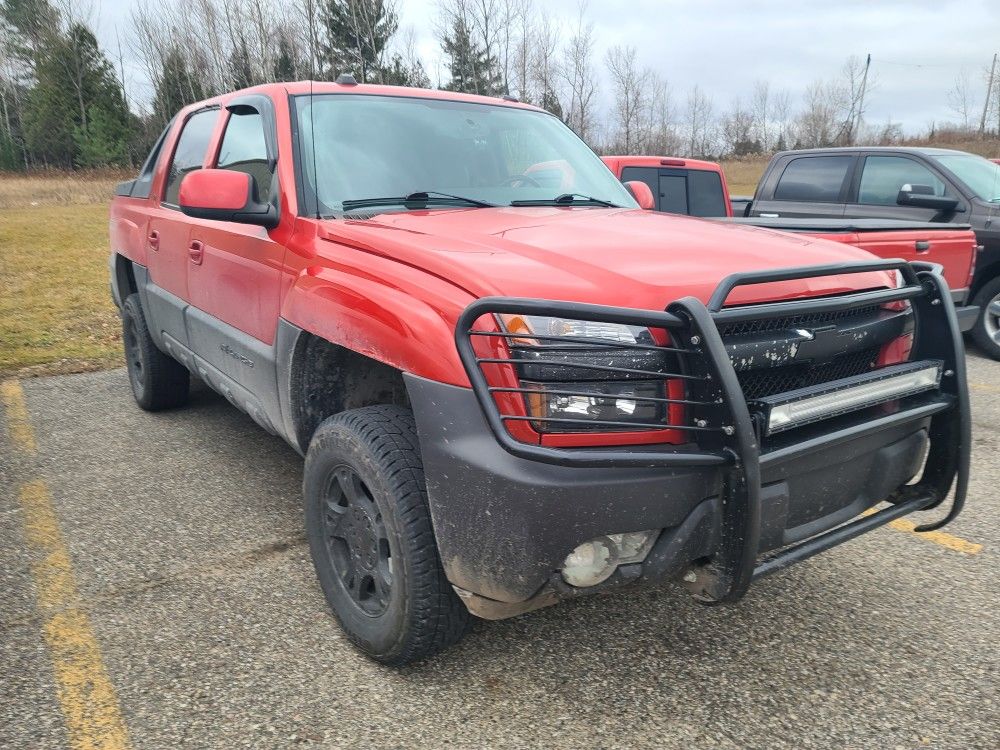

915,240,931,253
760,213,779,218
148,230,159,251
188,240,204,265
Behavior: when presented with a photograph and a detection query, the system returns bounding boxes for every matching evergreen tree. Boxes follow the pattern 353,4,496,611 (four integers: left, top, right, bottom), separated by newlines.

273,34,299,82
441,16,502,96
229,39,255,90
320,0,398,83
381,54,431,89
22,23,127,167
540,86,563,119
152,46,206,128
73,104,128,167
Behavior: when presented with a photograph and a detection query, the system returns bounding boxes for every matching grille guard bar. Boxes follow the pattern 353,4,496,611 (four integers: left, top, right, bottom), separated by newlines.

453,259,971,603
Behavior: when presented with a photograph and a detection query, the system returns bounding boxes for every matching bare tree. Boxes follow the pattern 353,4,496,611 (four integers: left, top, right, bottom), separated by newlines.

645,72,679,155
605,44,651,153
949,70,975,131
750,80,769,152
531,9,561,115
794,79,848,148
561,2,598,144
720,96,755,156
836,54,874,145
771,89,792,150
684,84,714,157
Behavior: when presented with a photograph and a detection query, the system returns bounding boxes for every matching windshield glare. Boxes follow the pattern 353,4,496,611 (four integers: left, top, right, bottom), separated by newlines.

295,94,636,214
931,152,1000,202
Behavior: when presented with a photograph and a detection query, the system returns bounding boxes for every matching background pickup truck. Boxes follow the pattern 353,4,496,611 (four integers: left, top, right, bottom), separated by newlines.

110,81,970,665
602,155,979,333
739,148,1000,358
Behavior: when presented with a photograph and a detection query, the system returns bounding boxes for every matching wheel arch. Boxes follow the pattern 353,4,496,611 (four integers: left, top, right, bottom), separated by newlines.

282,328,412,453
970,256,1000,300
111,252,139,308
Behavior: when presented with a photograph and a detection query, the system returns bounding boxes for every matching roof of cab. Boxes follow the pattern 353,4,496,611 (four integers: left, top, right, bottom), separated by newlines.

182,80,546,114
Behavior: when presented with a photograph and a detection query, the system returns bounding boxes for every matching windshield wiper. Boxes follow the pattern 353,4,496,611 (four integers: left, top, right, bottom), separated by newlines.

509,193,621,208
341,191,496,211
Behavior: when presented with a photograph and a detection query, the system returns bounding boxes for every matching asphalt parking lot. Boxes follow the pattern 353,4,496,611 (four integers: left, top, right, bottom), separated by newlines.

2,355,998,750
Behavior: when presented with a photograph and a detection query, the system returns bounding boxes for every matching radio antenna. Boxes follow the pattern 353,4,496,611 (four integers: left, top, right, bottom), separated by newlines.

308,0,320,218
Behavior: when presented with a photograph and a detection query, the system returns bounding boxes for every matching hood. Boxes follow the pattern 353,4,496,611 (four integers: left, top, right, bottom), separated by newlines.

317,207,893,309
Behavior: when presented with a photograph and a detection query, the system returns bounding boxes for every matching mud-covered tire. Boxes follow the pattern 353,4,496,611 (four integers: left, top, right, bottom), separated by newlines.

121,293,190,411
304,405,472,665
970,276,1000,361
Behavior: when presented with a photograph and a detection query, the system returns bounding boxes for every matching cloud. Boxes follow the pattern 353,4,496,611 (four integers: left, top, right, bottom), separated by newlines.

93,0,1000,133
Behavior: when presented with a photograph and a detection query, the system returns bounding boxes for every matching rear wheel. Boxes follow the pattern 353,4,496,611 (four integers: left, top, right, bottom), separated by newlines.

121,293,190,410
304,405,471,665
970,277,1000,360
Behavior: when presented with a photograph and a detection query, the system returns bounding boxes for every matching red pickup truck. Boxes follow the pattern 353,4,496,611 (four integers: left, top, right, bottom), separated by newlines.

601,155,979,329
110,81,970,665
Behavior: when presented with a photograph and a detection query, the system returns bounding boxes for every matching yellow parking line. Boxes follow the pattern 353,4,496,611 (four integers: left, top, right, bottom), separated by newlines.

969,380,1000,394
1,378,38,455
863,507,982,555
3,380,131,750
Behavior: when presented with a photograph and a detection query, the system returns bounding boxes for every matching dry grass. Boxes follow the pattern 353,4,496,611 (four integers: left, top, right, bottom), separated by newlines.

0,170,130,209
719,158,769,196
0,202,121,376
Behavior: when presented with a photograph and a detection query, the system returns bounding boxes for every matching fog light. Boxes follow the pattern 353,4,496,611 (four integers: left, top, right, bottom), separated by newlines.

561,530,659,587
561,537,616,587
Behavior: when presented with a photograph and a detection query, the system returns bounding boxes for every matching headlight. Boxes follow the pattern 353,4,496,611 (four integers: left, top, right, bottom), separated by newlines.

498,314,675,433
501,314,646,346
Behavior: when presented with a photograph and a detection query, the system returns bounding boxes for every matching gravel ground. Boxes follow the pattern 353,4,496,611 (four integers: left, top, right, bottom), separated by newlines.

1,360,997,750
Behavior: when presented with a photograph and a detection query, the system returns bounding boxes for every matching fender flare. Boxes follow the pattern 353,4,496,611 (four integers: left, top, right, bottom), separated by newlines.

280,266,473,388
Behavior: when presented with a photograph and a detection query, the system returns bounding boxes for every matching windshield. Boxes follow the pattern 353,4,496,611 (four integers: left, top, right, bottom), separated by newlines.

294,94,636,215
930,152,1000,202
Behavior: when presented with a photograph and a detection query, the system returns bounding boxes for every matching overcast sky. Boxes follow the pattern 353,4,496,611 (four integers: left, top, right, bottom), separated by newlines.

91,0,1000,134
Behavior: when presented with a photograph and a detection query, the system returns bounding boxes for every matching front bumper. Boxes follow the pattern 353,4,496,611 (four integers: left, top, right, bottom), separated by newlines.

412,260,970,618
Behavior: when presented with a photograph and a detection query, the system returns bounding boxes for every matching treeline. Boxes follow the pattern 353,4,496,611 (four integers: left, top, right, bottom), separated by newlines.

2,0,999,172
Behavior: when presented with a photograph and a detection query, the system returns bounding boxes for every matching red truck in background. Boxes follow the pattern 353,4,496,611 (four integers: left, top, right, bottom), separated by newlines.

602,155,979,330
109,80,970,665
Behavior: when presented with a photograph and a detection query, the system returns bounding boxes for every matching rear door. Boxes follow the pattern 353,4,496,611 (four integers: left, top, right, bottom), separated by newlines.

750,154,855,218
843,153,965,221
145,107,221,347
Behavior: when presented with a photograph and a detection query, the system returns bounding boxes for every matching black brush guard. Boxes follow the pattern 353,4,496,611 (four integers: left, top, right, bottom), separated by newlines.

454,259,970,603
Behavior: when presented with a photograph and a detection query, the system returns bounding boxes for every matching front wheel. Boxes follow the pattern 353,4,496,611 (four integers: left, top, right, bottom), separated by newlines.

970,277,1000,360
303,405,471,665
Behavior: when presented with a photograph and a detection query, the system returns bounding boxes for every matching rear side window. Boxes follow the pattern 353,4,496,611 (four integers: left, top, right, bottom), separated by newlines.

163,108,219,205
687,170,726,217
773,156,853,202
858,156,947,205
619,166,727,217
620,166,657,204
216,110,272,199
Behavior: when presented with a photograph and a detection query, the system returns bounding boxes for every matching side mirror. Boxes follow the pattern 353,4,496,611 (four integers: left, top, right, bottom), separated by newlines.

896,184,960,213
179,169,278,228
624,180,655,210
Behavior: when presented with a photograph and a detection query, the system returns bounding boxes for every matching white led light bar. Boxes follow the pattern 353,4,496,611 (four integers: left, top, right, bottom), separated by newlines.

761,362,942,435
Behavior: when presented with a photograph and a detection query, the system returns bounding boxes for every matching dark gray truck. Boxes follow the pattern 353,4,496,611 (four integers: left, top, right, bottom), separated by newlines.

743,147,1000,358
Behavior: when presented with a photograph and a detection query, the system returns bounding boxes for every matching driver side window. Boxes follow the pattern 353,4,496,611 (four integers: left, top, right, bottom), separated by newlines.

216,110,272,200
858,156,946,205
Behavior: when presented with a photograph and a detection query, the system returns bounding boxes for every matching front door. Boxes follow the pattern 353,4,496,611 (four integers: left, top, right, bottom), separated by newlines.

185,100,283,393
842,154,963,221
